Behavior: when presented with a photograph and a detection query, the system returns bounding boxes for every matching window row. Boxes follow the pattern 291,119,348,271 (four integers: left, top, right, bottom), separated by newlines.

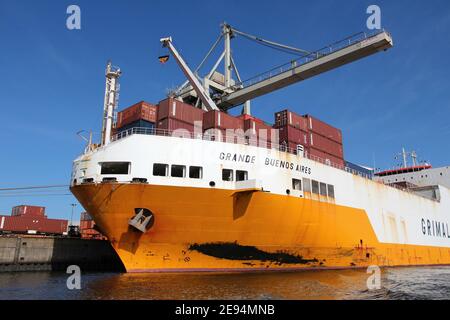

98,163,333,198
222,169,248,182
153,163,203,179
291,177,335,198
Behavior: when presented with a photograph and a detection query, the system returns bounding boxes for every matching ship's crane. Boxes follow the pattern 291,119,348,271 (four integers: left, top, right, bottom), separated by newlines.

160,37,219,111
160,23,393,114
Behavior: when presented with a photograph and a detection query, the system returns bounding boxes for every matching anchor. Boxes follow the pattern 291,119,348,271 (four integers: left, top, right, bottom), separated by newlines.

128,208,154,232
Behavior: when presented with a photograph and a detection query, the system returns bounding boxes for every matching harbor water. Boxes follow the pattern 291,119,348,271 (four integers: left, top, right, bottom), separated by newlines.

0,266,449,300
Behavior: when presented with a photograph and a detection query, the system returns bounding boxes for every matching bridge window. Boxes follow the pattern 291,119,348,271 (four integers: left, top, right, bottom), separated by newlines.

303,178,311,192
100,162,130,175
153,163,168,177
171,165,186,178
222,169,234,181
292,179,302,191
189,166,203,179
320,182,327,196
311,180,320,194
236,170,248,181
327,184,335,198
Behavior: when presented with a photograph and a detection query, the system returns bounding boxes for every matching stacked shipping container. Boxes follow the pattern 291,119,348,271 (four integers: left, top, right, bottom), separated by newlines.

115,98,345,167
80,212,105,240
305,115,342,143
11,205,46,217
156,98,204,136
274,110,344,166
243,118,274,147
0,205,67,235
274,110,310,153
116,101,157,134
305,114,344,167
203,110,244,141
275,110,308,131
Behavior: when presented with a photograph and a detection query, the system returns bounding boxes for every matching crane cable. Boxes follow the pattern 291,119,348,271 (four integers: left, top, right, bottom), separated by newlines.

174,34,224,95
230,27,310,56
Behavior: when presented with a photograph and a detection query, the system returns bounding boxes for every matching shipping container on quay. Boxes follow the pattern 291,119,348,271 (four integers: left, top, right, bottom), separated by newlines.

80,212,106,240
11,205,45,217
0,205,68,235
0,215,68,235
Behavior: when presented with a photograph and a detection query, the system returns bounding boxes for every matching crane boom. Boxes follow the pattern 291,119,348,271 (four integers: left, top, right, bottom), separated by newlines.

160,37,219,111
218,30,393,109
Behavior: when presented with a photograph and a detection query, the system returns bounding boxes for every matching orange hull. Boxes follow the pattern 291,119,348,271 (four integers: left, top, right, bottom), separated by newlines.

71,183,450,272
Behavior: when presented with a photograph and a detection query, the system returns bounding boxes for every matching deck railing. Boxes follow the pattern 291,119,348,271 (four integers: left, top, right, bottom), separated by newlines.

107,127,434,198
111,127,347,170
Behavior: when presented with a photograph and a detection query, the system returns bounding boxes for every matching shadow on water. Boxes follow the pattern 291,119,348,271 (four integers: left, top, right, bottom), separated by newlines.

50,238,125,272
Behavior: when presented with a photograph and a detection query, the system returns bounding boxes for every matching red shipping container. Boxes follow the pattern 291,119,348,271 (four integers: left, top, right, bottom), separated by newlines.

277,125,309,146
203,110,244,130
274,110,308,131
117,101,157,128
156,118,199,137
281,141,308,153
309,132,344,159
11,205,46,217
237,114,265,124
307,147,345,167
80,220,95,230
243,119,274,142
0,215,67,234
305,115,342,143
80,212,92,221
158,98,204,124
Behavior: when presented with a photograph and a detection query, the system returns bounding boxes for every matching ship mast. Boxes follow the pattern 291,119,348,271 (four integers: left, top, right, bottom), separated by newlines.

101,61,122,146
396,147,420,168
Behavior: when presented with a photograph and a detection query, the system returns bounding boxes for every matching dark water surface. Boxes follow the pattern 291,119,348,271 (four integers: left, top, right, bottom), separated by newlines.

0,266,449,300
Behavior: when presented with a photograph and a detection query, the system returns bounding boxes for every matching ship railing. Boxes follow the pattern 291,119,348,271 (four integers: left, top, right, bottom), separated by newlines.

110,127,434,197
111,127,348,171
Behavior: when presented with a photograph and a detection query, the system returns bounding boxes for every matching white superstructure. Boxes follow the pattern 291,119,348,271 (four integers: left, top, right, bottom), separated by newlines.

71,131,450,249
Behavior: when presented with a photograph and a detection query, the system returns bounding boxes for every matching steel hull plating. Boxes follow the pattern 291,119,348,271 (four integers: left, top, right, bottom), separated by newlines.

71,183,450,272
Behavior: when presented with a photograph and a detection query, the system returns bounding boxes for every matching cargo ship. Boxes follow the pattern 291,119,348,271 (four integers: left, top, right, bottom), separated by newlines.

70,26,450,272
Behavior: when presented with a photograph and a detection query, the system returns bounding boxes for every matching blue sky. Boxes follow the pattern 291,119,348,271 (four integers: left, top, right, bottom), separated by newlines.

0,0,449,219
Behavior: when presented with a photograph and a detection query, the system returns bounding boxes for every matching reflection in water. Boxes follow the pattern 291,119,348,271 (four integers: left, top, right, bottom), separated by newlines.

0,266,449,300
